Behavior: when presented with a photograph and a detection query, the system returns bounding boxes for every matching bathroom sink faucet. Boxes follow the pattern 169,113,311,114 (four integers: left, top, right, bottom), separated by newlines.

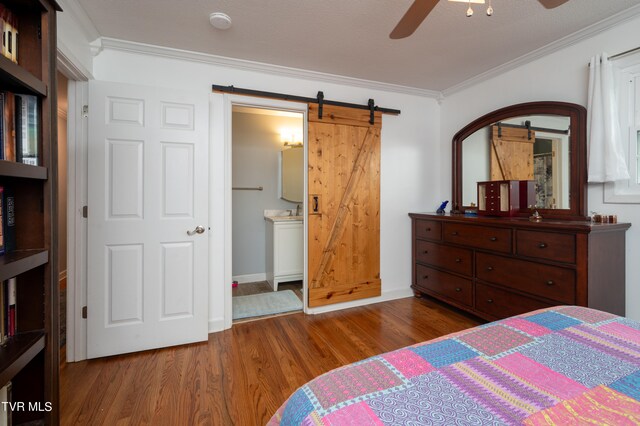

296,204,302,216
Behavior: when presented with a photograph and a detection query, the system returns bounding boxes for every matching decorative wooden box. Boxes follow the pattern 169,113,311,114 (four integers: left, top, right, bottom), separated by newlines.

477,180,520,216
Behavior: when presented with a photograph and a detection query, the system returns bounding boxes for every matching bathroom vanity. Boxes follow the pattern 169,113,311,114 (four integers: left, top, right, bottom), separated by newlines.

265,216,303,291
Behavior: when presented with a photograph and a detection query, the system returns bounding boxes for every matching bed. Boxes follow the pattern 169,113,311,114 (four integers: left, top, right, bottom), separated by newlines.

268,306,640,425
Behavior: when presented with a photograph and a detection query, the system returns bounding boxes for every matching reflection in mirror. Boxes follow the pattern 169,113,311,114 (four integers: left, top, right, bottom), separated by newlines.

462,115,571,209
281,146,304,202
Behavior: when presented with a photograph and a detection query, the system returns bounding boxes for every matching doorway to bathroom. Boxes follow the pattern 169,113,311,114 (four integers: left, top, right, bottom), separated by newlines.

231,105,305,322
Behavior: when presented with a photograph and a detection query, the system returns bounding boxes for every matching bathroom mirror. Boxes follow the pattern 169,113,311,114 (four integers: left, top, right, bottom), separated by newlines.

452,102,588,220
281,146,303,203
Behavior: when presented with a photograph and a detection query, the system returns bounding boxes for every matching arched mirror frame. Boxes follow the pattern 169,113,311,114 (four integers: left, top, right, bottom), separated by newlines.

452,101,588,220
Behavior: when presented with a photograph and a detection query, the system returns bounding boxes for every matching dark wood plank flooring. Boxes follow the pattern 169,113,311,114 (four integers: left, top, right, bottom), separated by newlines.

60,296,482,425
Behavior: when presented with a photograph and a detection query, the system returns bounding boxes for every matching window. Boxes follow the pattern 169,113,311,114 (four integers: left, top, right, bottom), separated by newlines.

604,55,640,203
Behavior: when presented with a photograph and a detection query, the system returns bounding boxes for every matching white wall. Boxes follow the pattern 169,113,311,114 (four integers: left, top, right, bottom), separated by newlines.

56,0,97,77
232,112,302,278
441,15,640,320
93,48,441,326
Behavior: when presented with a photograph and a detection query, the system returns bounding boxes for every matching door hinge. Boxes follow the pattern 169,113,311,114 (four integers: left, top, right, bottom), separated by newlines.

82,205,88,218
82,306,87,319
82,105,89,118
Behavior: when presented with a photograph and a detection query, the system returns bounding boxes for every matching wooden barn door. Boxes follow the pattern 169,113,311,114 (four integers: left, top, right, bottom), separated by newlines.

307,104,382,307
490,125,536,180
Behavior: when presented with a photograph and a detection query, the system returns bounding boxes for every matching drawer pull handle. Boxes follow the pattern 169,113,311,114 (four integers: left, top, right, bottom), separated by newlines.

423,275,429,279
455,258,462,263
423,250,429,254
539,243,548,248
451,231,459,236
455,287,461,292
486,266,494,271
426,227,431,232
487,299,494,304
546,280,555,286
489,236,498,241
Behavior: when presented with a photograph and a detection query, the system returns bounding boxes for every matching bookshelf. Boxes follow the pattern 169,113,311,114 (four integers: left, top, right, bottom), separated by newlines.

0,0,60,424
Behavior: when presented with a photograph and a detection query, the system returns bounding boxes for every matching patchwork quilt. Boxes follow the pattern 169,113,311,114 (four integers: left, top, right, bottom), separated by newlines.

268,306,640,425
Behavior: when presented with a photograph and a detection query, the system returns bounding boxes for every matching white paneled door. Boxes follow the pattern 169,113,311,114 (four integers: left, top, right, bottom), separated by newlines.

87,81,209,358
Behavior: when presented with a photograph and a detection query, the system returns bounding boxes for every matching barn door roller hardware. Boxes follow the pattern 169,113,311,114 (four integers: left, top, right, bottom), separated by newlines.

212,85,401,124
495,121,570,138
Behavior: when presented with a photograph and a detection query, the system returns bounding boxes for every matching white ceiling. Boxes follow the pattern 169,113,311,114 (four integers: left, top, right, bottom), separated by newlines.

76,0,640,92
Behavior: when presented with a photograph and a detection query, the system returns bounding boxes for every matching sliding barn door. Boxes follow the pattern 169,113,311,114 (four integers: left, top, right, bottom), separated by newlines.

308,104,382,307
490,125,536,180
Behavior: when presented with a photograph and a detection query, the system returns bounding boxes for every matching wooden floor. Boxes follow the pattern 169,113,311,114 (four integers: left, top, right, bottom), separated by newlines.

60,296,482,425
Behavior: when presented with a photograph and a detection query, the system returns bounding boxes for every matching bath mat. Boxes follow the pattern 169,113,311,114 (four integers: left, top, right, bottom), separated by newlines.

232,290,303,320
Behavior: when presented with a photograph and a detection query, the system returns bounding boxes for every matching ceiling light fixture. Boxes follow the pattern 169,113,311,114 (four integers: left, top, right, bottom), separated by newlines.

448,0,494,17
209,12,232,30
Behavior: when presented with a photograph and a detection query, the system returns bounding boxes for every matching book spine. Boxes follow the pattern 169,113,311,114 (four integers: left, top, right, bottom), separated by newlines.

2,92,15,161
0,4,8,60
0,186,4,256
2,186,14,253
7,277,15,338
0,92,4,160
0,281,5,345
24,95,37,165
14,94,22,163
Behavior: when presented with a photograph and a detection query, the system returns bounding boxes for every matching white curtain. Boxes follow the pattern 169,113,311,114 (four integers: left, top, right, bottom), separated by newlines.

587,53,630,182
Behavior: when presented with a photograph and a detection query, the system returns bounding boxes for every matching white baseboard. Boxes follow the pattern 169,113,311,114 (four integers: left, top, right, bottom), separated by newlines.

208,317,226,333
305,287,414,315
232,273,267,284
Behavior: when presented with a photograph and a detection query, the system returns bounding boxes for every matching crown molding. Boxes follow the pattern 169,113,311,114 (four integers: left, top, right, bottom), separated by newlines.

98,37,441,99
442,3,640,97
57,0,100,42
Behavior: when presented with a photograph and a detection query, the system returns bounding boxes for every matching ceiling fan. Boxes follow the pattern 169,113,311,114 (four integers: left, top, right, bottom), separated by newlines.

390,0,570,39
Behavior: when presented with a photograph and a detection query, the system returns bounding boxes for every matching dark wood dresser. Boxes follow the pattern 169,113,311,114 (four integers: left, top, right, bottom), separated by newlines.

409,213,630,321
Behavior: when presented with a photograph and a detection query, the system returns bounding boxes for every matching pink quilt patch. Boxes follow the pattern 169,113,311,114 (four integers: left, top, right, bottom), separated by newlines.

503,318,552,337
599,322,640,345
494,353,588,401
457,325,533,356
382,349,435,378
523,385,640,425
557,306,617,323
320,402,385,426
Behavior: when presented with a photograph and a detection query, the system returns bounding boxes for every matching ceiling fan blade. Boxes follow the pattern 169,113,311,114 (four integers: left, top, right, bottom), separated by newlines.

538,0,570,9
390,0,440,39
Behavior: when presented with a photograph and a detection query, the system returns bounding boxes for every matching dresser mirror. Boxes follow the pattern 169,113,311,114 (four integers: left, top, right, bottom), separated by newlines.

452,102,588,220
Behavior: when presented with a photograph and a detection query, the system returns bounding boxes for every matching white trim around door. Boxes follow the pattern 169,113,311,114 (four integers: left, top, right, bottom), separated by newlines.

211,94,309,330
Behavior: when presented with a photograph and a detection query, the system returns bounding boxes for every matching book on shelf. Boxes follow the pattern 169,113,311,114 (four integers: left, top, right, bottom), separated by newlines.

0,381,12,426
0,280,5,344
0,186,3,255
1,185,14,254
0,4,18,64
0,92,16,162
0,277,16,344
15,94,38,166
7,277,15,339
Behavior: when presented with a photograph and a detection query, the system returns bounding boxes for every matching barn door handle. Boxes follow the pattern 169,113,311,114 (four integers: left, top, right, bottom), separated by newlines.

187,225,205,236
312,196,319,213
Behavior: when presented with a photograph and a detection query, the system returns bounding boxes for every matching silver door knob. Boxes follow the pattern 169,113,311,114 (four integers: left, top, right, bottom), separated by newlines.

187,225,206,236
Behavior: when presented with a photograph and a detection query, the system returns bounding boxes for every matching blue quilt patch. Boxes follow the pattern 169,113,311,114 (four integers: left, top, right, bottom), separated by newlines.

610,370,640,400
410,339,478,368
525,311,582,331
280,389,314,426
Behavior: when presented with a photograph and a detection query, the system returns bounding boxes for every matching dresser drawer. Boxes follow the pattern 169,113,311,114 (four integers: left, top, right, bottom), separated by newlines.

415,240,473,276
443,223,512,253
476,252,576,304
475,283,551,319
415,264,472,306
415,219,442,241
516,230,576,264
